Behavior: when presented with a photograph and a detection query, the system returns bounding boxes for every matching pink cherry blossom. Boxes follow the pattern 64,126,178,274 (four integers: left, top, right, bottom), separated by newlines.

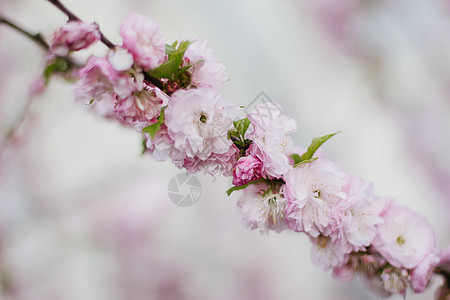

232,155,263,186
247,101,297,178
50,21,100,56
74,56,119,110
182,144,238,176
331,177,389,253
372,204,436,269
380,268,409,296
284,159,348,236
237,183,287,234
164,88,235,160
332,264,355,282
310,235,348,270
144,125,185,165
120,13,166,71
113,72,169,131
183,37,229,92
108,47,134,71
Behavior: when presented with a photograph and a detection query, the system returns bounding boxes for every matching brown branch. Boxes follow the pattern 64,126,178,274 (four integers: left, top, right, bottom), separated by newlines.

0,14,49,50
144,72,164,91
436,266,450,289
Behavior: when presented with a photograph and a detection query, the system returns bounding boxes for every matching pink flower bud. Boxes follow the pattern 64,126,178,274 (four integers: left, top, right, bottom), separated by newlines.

232,155,262,186
50,21,100,56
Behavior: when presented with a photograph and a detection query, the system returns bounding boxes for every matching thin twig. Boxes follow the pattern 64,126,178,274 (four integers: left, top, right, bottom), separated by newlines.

144,72,164,91
45,0,165,89
0,14,49,50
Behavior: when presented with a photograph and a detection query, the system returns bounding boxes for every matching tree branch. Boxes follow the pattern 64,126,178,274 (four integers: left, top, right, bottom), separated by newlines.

0,14,49,50
436,266,450,289
144,72,164,91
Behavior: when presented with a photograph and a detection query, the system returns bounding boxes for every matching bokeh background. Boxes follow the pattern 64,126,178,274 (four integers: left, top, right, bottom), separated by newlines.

1,0,450,299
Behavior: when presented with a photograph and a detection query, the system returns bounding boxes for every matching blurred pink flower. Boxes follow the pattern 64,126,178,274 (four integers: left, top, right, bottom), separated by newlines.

182,144,238,176
372,204,436,269
380,268,408,295
28,76,46,97
50,21,100,56
410,250,440,293
237,183,287,234
145,125,184,164
74,56,118,105
331,177,388,253
107,47,134,71
310,235,348,270
114,72,169,131
120,13,166,71
332,264,355,282
183,37,228,92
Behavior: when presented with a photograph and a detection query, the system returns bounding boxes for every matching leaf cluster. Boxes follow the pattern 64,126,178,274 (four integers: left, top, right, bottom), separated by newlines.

147,40,195,90
227,117,252,154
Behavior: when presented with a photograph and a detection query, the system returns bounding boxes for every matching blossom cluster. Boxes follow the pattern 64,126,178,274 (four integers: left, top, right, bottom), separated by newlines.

39,11,449,298
233,108,441,297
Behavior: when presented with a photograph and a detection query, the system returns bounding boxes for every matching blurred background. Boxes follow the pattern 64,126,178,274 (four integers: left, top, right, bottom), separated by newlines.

1,0,450,299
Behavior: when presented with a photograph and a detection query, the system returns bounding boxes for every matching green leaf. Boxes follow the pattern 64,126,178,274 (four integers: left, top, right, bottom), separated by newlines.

178,64,193,74
143,108,165,139
242,118,251,136
290,153,301,165
233,117,251,137
168,40,191,62
165,43,177,54
176,40,191,54
149,40,192,80
293,157,318,168
226,180,260,196
147,59,180,79
299,131,341,162
227,129,239,140
43,57,69,83
141,137,147,155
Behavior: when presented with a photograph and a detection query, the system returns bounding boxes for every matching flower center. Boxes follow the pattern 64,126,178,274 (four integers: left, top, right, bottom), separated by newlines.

313,190,321,198
317,235,329,249
396,236,405,246
200,112,208,123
